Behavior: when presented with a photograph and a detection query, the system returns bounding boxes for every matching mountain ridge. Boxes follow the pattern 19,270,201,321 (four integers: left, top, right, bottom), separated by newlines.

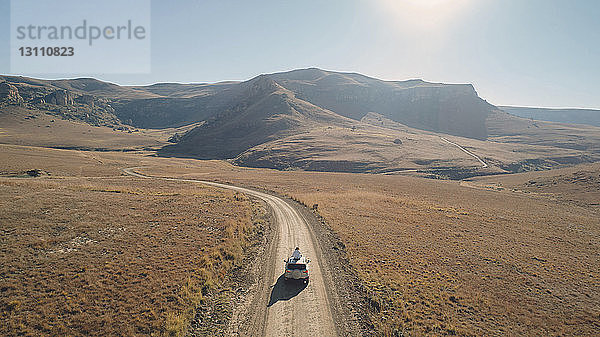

3,68,600,176
500,105,600,127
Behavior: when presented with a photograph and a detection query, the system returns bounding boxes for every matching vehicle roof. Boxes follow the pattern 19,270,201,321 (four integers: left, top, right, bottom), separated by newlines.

287,256,307,264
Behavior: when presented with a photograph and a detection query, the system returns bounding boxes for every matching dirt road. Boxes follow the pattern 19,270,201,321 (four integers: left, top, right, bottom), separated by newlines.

441,137,489,168
122,168,338,336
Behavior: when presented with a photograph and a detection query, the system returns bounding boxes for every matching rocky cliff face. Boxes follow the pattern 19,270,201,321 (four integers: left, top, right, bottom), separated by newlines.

271,70,495,140
0,77,122,127
0,82,24,105
1,70,497,141
43,90,75,106
156,70,500,160
382,84,495,140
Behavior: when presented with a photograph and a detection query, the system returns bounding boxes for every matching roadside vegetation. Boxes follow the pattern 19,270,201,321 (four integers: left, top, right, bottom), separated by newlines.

145,159,600,336
0,146,266,336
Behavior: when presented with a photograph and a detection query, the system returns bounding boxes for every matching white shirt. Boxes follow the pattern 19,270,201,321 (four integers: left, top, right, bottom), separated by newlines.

292,250,301,259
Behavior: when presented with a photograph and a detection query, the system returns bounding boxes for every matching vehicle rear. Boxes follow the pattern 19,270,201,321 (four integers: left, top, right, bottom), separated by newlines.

284,256,309,282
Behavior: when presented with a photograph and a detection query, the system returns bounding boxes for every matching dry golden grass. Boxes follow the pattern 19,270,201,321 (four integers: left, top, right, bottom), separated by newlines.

2,145,599,336
0,105,165,150
471,162,600,209
0,146,264,336
141,158,600,336
233,118,599,174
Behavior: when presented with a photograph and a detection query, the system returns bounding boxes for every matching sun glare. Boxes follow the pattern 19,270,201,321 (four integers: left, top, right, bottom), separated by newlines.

405,0,455,9
378,0,472,31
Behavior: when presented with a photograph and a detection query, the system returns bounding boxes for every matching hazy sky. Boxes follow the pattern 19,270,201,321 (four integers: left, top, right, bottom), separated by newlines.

1,0,599,109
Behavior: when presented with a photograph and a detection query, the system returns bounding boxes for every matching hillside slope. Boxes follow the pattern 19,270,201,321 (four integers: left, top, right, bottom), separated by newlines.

2,69,600,176
159,75,356,159
500,106,600,127
270,68,495,139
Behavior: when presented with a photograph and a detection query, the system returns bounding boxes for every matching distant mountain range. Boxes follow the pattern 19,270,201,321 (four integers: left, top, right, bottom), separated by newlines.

2,68,600,176
1,68,498,137
500,106,600,127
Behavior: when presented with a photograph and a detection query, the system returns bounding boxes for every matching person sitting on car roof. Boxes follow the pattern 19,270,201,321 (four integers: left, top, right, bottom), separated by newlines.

292,247,302,259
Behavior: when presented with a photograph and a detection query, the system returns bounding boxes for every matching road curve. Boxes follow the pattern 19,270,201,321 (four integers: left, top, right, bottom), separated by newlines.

122,167,337,337
440,137,489,168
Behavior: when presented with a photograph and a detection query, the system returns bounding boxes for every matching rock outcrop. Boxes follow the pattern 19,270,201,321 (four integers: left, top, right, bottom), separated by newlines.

44,89,74,106
0,82,24,105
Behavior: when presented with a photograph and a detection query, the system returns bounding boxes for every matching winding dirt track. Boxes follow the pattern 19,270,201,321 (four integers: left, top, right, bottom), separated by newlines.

441,137,489,168
122,168,338,337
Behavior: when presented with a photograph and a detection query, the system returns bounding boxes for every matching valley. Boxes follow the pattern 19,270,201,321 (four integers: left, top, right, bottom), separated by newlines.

1,68,599,336
2,69,599,179
2,145,597,336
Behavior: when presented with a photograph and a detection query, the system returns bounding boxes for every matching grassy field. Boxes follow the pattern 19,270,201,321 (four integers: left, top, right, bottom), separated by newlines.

2,144,599,336
3,72,600,336
470,163,600,209
141,158,600,336
0,146,266,336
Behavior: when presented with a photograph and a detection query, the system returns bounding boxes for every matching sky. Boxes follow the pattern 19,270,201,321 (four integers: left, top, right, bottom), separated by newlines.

1,0,599,109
